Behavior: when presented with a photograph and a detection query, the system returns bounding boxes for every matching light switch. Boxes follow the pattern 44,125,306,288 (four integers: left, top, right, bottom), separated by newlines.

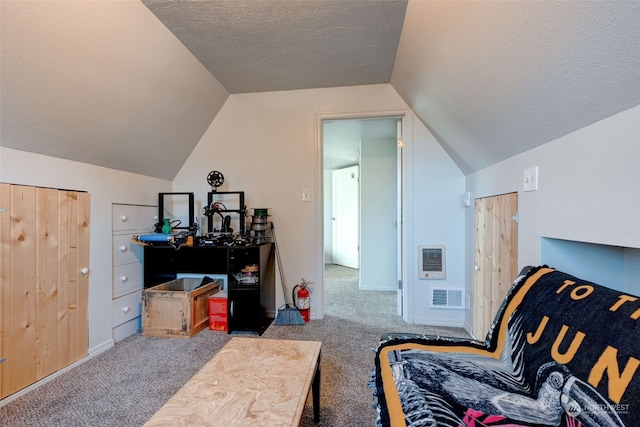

301,188,311,202
523,167,538,192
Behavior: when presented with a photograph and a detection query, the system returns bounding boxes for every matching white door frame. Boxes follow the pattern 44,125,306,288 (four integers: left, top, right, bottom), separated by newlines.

314,109,413,321
396,119,403,316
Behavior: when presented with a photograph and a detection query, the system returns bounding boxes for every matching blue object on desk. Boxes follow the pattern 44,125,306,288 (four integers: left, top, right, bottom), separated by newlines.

136,233,180,243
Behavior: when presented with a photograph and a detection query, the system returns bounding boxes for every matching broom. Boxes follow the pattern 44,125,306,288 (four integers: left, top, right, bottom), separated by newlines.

271,222,305,325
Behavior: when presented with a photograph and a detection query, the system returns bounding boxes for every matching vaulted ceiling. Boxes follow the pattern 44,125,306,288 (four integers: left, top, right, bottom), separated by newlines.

2,0,639,179
141,0,407,93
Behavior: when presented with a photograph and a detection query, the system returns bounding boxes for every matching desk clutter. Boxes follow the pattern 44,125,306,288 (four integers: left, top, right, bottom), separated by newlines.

132,173,282,336
131,176,276,338
132,186,272,249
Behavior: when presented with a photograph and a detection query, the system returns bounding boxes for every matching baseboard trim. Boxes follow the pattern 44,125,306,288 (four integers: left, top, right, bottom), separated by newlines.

89,339,115,357
412,318,464,328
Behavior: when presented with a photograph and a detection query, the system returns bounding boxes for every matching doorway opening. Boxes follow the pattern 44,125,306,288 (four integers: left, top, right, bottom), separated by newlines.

322,116,403,319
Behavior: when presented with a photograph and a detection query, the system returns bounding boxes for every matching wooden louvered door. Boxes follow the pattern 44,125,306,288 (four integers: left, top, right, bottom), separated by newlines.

473,192,518,340
0,183,90,399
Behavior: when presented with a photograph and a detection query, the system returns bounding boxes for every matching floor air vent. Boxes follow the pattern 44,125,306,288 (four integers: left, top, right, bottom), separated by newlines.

430,288,464,309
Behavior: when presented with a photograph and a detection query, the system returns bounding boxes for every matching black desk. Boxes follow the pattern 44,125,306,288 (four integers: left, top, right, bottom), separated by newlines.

143,243,275,334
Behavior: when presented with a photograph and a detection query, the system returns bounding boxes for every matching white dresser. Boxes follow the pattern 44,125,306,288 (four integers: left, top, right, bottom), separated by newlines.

112,203,158,342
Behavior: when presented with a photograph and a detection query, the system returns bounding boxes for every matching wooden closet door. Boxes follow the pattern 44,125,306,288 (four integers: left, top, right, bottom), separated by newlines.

57,190,90,368
0,184,89,399
36,187,60,379
473,192,518,340
0,184,37,397
0,184,7,395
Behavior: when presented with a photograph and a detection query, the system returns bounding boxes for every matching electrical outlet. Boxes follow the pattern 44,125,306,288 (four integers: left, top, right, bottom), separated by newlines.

523,167,538,192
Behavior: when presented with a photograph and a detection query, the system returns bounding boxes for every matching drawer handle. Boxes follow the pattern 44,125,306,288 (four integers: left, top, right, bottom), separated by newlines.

120,215,128,222
120,246,128,253
120,275,128,283
122,306,130,313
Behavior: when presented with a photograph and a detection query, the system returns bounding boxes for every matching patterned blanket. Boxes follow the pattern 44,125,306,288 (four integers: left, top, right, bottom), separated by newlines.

373,266,640,426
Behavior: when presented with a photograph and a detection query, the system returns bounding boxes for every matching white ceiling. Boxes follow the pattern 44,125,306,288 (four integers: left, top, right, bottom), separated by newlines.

1,0,639,179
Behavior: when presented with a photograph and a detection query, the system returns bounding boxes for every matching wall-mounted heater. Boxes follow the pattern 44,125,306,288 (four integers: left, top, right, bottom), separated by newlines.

419,245,445,279
430,287,464,309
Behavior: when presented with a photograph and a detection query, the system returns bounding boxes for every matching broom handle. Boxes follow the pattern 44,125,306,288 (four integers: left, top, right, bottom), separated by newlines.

270,222,291,306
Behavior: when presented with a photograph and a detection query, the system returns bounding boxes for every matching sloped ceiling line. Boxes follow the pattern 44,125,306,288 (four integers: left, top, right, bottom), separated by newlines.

1,0,638,179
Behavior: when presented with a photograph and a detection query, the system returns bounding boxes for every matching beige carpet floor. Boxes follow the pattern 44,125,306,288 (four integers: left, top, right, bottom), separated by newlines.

0,264,469,426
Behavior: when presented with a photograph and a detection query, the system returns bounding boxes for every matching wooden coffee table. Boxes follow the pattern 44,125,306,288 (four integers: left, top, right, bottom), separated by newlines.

144,337,322,426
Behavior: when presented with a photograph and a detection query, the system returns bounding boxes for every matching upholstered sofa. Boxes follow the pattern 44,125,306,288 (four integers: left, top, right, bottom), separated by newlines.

372,266,639,426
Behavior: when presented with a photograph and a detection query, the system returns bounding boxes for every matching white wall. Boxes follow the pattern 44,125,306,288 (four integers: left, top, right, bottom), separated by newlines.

173,84,467,326
464,105,640,329
360,137,397,291
409,119,467,326
0,147,171,354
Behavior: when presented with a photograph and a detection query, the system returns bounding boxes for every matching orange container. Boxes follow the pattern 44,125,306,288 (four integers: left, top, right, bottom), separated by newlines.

208,291,228,331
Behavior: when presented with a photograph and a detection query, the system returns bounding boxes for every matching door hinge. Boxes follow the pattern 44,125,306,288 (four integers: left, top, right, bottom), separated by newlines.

511,212,519,223
398,280,402,290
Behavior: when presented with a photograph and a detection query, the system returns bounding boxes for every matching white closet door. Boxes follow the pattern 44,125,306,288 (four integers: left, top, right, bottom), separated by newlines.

332,166,359,269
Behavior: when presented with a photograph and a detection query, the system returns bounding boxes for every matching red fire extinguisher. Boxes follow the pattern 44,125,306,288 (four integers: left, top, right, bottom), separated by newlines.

293,279,310,322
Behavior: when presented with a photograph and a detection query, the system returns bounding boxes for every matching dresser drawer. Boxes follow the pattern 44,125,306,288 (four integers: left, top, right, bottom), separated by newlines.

112,290,142,327
112,204,158,232
113,317,141,343
113,234,145,266
113,263,143,298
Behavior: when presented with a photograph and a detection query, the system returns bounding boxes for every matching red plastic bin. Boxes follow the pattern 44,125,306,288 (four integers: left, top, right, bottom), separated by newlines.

208,291,227,331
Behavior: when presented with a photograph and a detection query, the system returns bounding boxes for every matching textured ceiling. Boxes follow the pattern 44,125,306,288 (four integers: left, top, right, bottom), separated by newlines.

141,0,407,93
0,0,229,181
142,0,640,174
392,0,640,174
2,1,638,180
